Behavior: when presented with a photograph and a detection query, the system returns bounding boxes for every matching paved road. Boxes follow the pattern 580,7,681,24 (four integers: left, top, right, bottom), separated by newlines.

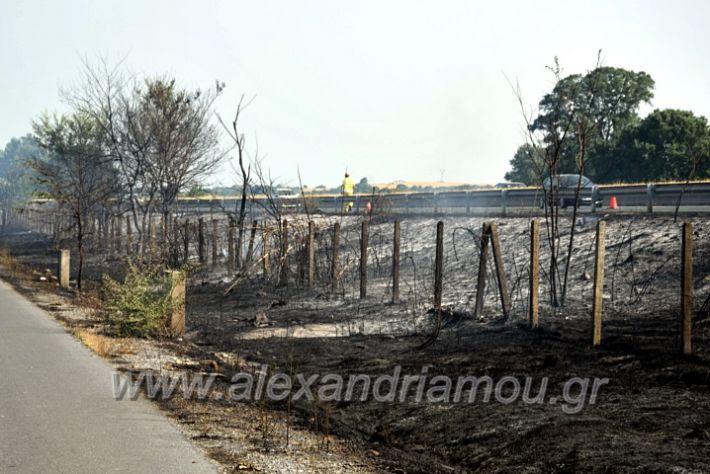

0,279,216,473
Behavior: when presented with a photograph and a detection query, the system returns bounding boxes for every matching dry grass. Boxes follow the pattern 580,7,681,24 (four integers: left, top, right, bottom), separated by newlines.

0,247,26,276
599,178,710,187
375,180,485,189
74,329,133,357
76,289,104,314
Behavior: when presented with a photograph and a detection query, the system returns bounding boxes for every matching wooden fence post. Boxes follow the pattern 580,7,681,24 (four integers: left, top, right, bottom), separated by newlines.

307,221,315,290
474,223,491,317
360,220,369,299
646,183,655,214
235,223,243,270
149,215,157,257
529,220,540,328
110,218,116,256
228,220,235,274
246,220,257,265
392,220,400,303
52,215,59,242
331,222,340,291
262,226,270,277
211,219,218,266
279,219,289,287
592,220,606,347
183,219,190,264
681,222,693,355
169,270,186,337
489,223,511,319
125,215,132,255
162,214,169,244
59,249,70,290
198,218,205,264
434,221,444,310
171,217,180,266
297,236,305,286
115,217,122,255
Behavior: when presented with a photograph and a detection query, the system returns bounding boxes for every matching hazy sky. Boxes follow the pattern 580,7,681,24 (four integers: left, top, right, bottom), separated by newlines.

2,1,709,188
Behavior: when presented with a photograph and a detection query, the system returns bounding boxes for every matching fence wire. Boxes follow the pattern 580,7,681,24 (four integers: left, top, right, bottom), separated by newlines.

9,207,710,352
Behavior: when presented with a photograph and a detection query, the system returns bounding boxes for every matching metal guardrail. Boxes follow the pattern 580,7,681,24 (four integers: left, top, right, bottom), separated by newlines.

171,182,710,215
17,182,710,216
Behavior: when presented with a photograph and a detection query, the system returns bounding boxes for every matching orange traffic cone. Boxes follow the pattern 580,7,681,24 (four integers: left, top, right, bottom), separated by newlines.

609,196,619,209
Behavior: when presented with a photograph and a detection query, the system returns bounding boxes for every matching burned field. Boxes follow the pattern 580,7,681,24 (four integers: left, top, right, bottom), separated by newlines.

2,214,710,473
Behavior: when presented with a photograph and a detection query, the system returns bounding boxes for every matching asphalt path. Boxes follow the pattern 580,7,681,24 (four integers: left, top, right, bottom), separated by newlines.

0,279,216,473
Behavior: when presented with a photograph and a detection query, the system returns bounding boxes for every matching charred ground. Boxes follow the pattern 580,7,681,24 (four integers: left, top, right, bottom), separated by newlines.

1,214,709,473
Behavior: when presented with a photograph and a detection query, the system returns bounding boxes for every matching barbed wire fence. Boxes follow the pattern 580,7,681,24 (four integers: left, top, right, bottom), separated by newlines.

7,204,710,355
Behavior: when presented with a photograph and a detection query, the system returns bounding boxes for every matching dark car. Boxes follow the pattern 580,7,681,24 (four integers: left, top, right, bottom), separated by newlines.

540,174,602,209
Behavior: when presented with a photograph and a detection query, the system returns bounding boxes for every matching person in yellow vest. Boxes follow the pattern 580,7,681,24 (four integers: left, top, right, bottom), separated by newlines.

342,173,355,212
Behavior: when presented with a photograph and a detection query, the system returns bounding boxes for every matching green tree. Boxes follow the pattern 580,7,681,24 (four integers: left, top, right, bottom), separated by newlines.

504,144,544,184
528,66,655,181
610,109,710,182
31,113,120,289
357,177,372,193
186,184,209,197
583,67,655,142
0,135,43,217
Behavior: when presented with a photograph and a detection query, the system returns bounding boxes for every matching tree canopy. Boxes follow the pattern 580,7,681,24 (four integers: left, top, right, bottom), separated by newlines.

506,65,680,184
16,59,228,283
608,109,710,182
0,135,44,209
504,144,543,184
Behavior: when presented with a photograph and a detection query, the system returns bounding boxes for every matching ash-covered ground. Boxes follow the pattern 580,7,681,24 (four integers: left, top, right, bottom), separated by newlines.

2,213,710,473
